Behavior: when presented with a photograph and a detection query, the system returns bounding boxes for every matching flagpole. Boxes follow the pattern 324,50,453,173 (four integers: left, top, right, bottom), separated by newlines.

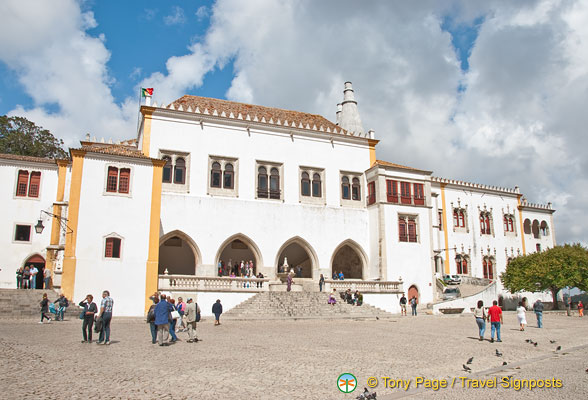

136,87,143,139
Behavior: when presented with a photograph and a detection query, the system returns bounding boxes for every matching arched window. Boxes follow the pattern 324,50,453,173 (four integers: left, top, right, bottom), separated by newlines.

105,237,121,258
174,157,185,184
312,173,321,197
301,172,310,196
211,162,222,188
118,168,130,194
523,219,531,234
503,215,515,233
16,170,29,196
398,218,407,242
454,209,466,228
162,156,172,183
480,212,492,235
106,167,119,192
483,257,494,280
456,255,469,275
540,221,549,236
532,220,540,238
352,177,361,200
269,168,280,199
341,176,350,200
257,167,268,198
28,171,41,198
223,163,234,189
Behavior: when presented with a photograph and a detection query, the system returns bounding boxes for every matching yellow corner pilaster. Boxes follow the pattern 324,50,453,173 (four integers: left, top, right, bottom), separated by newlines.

517,196,526,255
141,108,154,157
440,184,450,275
367,139,378,166
46,160,69,274
145,159,165,313
61,151,85,300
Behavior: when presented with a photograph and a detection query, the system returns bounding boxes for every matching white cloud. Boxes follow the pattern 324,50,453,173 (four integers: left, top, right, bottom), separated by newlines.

0,0,136,146
195,6,209,21
164,6,186,26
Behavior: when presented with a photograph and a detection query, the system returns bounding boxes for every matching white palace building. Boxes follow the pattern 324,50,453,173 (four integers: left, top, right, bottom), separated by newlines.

0,83,556,316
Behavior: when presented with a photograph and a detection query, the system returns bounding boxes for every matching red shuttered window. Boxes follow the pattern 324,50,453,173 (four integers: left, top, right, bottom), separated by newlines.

105,237,121,258
106,167,118,192
399,218,407,242
16,170,29,196
28,172,41,197
413,183,424,205
367,181,376,205
386,180,398,203
407,218,417,242
118,168,130,194
400,182,411,204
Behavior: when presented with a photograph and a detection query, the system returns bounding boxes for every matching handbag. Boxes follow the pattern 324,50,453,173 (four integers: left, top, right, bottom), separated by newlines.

171,310,180,320
79,310,85,319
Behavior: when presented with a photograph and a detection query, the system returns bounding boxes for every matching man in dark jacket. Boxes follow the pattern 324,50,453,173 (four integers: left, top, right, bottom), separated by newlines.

54,294,69,321
212,299,223,326
154,294,174,346
533,299,544,328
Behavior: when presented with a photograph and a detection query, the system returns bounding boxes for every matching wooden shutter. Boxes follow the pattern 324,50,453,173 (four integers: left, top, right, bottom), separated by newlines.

386,180,398,203
106,167,118,192
16,170,29,196
105,238,114,257
28,171,41,197
118,168,130,193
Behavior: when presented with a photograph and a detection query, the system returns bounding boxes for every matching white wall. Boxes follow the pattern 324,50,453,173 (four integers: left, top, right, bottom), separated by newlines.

72,154,154,316
0,159,59,287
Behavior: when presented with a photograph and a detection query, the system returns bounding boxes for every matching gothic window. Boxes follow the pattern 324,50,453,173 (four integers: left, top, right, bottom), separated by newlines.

367,181,376,205
352,177,361,200
312,173,321,197
480,212,492,235
162,153,191,191
503,214,515,234
453,208,466,229
540,221,549,236
174,157,186,184
341,176,350,200
257,167,268,198
269,168,280,199
223,163,234,189
455,255,469,275
301,172,310,196
162,156,172,183
399,215,418,243
532,220,540,238
482,256,494,280
211,162,222,188
257,162,282,200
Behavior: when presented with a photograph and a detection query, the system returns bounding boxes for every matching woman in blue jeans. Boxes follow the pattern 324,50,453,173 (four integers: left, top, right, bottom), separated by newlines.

168,299,178,342
474,300,486,341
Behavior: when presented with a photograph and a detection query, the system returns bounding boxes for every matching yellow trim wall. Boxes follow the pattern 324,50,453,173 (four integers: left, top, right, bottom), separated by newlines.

517,196,527,255
141,107,155,157
367,139,378,166
61,151,85,300
144,159,165,313
46,160,69,274
440,184,450,274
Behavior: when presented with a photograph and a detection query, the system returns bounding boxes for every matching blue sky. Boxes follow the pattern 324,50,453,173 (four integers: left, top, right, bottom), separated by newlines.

1,0,587,246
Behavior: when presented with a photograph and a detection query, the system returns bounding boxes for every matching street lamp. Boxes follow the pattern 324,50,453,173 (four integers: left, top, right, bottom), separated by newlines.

34,210,73,234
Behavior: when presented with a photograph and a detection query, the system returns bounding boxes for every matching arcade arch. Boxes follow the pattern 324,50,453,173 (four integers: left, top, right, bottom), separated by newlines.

330,240,367,279
275,237,318,278
158,230,201,275
216,234,263,275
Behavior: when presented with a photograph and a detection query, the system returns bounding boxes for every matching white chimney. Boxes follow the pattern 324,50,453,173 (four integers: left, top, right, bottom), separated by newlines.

336,103,342,125
338,82,364,135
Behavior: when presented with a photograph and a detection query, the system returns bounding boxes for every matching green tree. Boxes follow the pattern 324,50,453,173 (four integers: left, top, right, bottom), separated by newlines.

501,244,588,309
0,115,67,159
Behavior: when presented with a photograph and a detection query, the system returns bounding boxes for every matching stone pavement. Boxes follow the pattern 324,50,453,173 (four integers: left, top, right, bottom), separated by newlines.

0,312,586,399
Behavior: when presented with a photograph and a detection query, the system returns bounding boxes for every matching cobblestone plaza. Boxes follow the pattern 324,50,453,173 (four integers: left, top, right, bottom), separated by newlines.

1,313,586,399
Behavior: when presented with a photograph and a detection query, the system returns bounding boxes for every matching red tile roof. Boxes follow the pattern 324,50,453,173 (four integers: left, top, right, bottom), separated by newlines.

76,142,151,159
169,95,351,135
0,153,59,165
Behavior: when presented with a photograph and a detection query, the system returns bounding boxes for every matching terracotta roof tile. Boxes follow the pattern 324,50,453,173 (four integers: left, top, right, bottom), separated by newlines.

0,153,58,165
169,95,351,135
373,160,431,174
77,142,151,159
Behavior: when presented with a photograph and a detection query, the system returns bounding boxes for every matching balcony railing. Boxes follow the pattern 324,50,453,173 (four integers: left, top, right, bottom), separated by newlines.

386,194,426,206
257,189,281,199
399,234,418,243
159,275,270,292
324,280,403,293
367,193,376,205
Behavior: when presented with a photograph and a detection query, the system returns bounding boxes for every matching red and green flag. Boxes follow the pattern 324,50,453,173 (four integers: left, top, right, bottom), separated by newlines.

141,88,154,97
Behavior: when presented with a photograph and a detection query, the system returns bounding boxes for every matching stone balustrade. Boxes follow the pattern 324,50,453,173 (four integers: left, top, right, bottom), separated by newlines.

158,275,270,292
324,280,403,293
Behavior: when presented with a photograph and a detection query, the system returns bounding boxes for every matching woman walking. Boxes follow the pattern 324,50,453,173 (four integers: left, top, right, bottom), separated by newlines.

517,301,527,331
474,300,486,341
212,299,223,326
578,301,584,317
39,293,51,323
79,295,97,342
319,274,325,292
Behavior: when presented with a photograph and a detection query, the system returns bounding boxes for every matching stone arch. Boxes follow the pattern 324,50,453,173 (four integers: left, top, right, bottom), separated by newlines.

158,230,201,275
523,219,531,235
532,219,540,238
540,220,549,236
215,233,264,274
274,236,319,279
22,253,46,289
330,239,368,280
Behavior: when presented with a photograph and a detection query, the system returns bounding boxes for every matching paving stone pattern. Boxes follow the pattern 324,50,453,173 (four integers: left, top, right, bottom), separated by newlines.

1,310,586,399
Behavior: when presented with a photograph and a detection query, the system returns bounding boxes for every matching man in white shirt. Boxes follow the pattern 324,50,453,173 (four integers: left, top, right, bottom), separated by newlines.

29,266,38,289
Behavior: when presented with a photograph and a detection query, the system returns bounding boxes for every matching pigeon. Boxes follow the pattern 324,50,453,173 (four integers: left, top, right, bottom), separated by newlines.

555,346,561,351
463,364,472,372
534,342,538,347
495,349,503,357
502,361,508,366
549,340,556,344
467,357,474,365
525,339,532,343
376,316,379,320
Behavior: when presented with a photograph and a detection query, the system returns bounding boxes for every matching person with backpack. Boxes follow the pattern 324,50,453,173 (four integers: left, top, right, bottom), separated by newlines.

54,293,69,321
184,298,201,343
212,299,223,326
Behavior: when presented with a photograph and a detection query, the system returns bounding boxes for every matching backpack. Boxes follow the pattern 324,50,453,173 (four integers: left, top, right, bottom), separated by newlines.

195,303,201,322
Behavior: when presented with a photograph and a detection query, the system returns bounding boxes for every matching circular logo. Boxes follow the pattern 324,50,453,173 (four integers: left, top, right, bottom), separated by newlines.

337,373,357,393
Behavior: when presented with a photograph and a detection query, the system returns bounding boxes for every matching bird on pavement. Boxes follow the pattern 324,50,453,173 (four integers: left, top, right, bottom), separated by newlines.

467,357,474,365
502,361,508,366
555,346,561,351
463,364,472,372
534,342,538,347
549,340,556,344
495,349,503,357
525,339,532,343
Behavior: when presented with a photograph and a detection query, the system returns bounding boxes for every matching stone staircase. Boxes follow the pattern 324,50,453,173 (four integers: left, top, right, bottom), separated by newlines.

0,289,82,319
223,291,393,320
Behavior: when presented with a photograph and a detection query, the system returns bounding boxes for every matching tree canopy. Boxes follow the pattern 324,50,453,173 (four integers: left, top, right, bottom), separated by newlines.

501,243,588,309
0,115,67,159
